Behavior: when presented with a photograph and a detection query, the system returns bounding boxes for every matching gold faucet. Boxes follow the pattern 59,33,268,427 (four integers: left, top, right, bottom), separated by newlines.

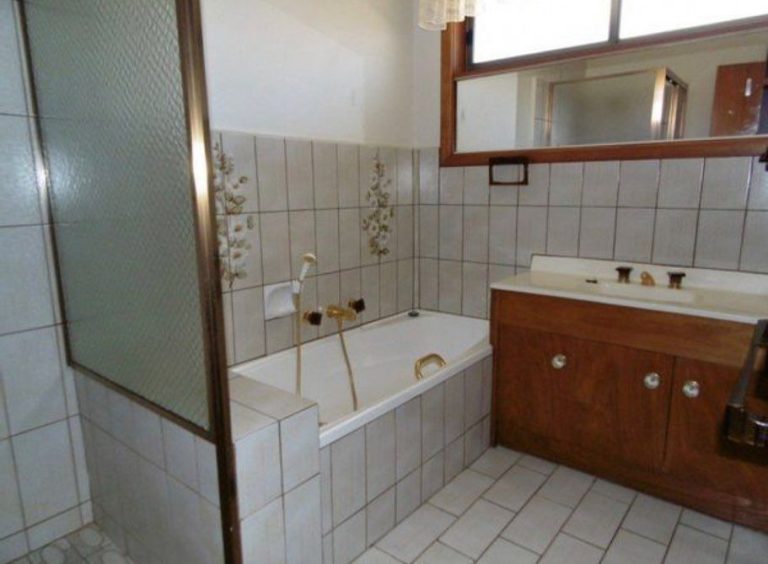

640,271,656,286
326,304,357,322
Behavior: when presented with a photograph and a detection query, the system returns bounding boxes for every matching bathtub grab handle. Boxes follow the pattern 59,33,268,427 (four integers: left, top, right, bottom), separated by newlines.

415,353,447,380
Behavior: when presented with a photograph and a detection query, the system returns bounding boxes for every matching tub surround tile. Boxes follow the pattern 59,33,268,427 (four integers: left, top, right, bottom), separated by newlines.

220,132,259,213
437,260,462,315
397,149,414,205
463,419,486,466
444,438,465,484
287,139,315,210
463,206,489,262
280,405,320,493
0,116,40,227
0,439,24,538
313,142,339,209
321,446,333,535
421,386,444,463
162,419,199,491
443,372,465,444
396,467,422,522
230,401,275,441
235,417,282,519
285,476,323,564
439,206,463,260
421,451,445,503
366,412,396,502
367,488,396,546
395,398,422,480
338,144,361,208
331,428,366,526
419,149,439,204
230,377,314,420
256,136,289,212
333,508,366,564
462,262,488,319
241,497,286,564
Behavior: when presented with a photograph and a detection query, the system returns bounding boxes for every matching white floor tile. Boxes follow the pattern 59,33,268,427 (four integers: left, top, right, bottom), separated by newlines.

540,534,603,564
665,525,728,564
478,538,538,564
680,509,733,540
483,465,547,511
440,499,514,559
377,504,455,563
590,479,636,504
470,447,521,479
415,542,472,564
563,490,629,548
354,547,401,564
538,466,594,508
728,525,768,564
603,530,666,564
502,495,572,554
622,493,681,545
517,455,557,476
428,469,493,516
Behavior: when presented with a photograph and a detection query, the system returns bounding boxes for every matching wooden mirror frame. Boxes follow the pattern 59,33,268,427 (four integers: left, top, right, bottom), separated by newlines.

440,20,768,167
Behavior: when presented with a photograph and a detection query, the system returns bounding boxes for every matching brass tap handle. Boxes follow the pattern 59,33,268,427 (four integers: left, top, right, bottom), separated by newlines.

303,310,323,326
616,266,633,283
326,304,357,322
348,298,366,313
640,271,656,287
668,272,686,289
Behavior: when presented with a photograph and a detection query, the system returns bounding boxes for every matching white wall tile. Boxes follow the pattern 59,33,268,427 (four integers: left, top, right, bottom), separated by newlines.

488,206,517,265
361,265,380,323
0,327,66,434
0,530,28,562
379,262,397,317
462,262,487,319
333,508,365,564
748,157,768,210
440,168,464,204
281,406,320,493
615,208,655,262
547,207,580,257
68,417,90,505
658,159,703,208
740,211,768,273
549,163,583,206
653,209,697,266
228,214,263,291
582,162,619,206
339,208,361,269
444,438,464,483
396,150,414,205
367,487,395,546
260,212,292,284
395,398,421,480
285,475,323,564
196,437,220,507
162,419,198,492
241,496,286,564
579,207,616,259
0,116,40,227
338,144,360,208
0,226,55,334
463,206,489,263
464,167,490,205
331,428,365,526
289,210,317,278
419,258,438,310
314,142,339,209
419,206,438,258
397,260,414,312
439,206,463,260
26,507,82,551
421,451,444,502
518,164,549,206
444,373,464,445
235,420,281,519
0,0,26,116
397,206,414,260
421,385,444,463
256,136,288,212
14,421,79,525
701,157,750,209
437,261,462,314
419,149,439,204
618,161,659,207
395,468,421,522
694,210,745,270
366,412,396,502
516,207,547,267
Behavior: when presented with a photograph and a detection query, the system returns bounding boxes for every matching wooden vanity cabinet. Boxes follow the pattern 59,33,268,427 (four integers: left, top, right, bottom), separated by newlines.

491,290,767,532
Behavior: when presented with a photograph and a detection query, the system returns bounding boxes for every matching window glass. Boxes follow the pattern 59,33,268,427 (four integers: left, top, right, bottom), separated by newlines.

473,0,613,64
620,0,768,39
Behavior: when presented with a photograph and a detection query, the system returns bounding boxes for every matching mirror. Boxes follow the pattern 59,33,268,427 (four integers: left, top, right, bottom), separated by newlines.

456,30,768,153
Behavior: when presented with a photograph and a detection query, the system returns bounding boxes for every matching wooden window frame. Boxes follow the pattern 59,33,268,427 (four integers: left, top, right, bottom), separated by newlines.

441,17,768,167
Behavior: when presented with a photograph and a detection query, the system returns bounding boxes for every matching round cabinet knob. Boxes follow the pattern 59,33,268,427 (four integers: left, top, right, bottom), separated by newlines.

643,372,661,390
682,380,700,399
551,354,567,370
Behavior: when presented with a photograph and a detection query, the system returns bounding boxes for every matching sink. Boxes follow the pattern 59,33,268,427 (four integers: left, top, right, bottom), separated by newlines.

596,281,696,304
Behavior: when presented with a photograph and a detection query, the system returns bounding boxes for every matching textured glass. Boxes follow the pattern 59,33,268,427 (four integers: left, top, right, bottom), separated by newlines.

24,0,210,429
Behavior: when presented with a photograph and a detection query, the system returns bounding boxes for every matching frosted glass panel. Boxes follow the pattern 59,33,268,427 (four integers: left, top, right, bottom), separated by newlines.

24,0,210,428
473,0,612,63
620,0,768,39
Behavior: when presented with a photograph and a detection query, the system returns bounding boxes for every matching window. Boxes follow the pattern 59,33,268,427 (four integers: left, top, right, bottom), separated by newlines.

620,0,768,38
472,0,612,64
471,0,768,66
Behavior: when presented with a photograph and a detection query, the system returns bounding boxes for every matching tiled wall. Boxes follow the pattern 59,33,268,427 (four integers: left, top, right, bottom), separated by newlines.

75,372,224,564
0,1,91,560
212,131,417,367
227,376,322,564
319,355,492,564
416,151,768,318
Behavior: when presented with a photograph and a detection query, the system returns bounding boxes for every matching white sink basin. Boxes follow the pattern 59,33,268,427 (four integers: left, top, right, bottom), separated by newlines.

596,281,696,304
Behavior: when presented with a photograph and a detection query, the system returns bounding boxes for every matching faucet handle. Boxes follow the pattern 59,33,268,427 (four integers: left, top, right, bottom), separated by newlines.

668,271,686,289
348,298,366,313
616,266,633,284
303,310,323,326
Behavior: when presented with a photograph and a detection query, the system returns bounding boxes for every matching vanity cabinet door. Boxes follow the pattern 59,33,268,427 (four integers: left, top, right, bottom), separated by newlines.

665,359,768,504
495,324,673,471
550,339,674,472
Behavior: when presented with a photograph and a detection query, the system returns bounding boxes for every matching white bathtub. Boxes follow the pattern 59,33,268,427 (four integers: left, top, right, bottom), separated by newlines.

231,310,491,445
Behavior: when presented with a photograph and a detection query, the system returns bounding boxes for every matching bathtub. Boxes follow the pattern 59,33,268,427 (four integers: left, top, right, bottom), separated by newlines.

230,310,491,446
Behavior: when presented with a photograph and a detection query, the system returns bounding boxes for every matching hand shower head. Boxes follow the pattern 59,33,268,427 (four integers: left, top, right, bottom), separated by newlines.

298,253,317,284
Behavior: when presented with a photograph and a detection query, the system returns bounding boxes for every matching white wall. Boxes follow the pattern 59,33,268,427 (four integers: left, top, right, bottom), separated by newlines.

202,0,441,147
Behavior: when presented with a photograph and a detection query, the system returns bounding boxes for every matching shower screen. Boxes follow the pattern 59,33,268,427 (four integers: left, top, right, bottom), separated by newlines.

22,0,215,430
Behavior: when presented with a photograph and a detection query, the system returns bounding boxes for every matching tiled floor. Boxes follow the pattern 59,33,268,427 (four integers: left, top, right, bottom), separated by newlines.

356,447,768,564
12,525,133,564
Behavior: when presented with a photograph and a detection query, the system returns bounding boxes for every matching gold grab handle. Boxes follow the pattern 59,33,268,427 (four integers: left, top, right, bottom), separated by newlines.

415,353,447,380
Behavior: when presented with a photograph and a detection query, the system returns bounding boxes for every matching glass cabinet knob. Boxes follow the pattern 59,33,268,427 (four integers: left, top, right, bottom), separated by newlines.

644,372,661,390
551,354,567,370
682,380,701,399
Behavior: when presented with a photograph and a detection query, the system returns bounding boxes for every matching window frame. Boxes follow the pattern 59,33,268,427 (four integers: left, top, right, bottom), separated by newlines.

441,16,768,166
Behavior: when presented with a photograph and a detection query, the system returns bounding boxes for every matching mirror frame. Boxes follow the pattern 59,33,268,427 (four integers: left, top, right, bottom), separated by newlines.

440,20,768,166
